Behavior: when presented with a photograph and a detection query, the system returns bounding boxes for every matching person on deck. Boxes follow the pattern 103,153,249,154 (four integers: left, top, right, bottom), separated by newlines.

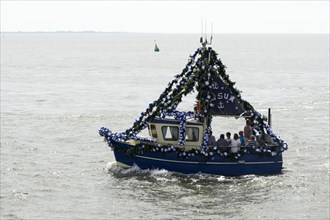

216,134,228,146
230,133,241,153
246,135,259,148
225,132,232,145
208,131,216,146
244,119,253,141
239,131,245,146
216,134,229,152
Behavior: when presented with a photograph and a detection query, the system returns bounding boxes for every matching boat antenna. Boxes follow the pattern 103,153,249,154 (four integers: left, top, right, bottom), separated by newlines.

204,19,208,45
210,23,213,45
200,19,213,46
200,17,203,43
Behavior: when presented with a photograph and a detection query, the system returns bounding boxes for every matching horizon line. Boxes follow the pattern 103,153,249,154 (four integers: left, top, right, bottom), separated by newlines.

1,31,329,34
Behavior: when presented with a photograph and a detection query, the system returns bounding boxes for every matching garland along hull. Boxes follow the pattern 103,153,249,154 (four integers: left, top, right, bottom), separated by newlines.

111,140,283,176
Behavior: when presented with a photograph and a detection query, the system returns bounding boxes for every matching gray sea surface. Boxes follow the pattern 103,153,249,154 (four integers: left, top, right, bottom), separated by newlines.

1,33,329,220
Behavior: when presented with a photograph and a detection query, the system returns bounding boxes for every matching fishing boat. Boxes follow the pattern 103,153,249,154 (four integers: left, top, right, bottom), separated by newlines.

99,38,288,176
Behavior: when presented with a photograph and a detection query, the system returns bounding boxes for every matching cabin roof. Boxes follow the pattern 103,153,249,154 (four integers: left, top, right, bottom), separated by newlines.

151,118,203,126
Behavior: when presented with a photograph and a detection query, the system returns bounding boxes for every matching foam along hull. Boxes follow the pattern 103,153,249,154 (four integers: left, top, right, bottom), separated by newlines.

112,141,283,176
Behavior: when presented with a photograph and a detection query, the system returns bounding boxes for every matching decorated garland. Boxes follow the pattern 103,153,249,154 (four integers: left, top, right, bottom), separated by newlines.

99,45,288,160
160,111,203,146
99,126,282,160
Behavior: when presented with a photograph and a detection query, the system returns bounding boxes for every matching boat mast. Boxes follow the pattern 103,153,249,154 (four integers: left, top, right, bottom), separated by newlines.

200,19,213,47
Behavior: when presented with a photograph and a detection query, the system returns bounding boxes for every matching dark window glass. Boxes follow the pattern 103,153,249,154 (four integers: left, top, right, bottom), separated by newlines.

150,124,158,138
161,126,179,141
185,127,199,142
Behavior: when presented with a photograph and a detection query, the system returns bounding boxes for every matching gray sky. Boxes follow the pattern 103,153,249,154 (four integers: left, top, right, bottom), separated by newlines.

1,1,329,33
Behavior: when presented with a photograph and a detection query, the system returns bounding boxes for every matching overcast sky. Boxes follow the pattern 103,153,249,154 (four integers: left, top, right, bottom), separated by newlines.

1,1,329,33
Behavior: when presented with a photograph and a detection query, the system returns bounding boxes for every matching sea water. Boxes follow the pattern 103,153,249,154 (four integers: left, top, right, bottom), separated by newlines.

1,33,329,219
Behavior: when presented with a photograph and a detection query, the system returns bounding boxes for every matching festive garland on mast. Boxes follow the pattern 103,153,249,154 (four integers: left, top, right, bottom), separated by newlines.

122,48,201,138
99,44,288,158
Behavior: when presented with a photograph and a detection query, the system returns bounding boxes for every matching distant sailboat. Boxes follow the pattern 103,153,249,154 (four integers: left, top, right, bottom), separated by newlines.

154,41,160,52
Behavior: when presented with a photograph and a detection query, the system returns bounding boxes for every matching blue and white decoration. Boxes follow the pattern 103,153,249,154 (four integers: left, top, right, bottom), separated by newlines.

99,126,283,160
122,48,201,139
99,127,156,149
160,111,203,146
99,45,288,160
248,111,288,152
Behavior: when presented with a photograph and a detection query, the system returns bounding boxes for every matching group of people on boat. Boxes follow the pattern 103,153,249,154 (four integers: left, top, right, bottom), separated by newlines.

208,119,259,153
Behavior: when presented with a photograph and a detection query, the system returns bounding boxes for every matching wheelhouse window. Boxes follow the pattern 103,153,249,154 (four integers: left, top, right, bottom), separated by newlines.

161,126,179,141
150,124,158,138
185,127,199,142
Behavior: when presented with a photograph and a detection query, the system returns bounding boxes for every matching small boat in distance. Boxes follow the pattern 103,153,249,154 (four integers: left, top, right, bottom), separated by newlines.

99,38,288,175
154,41,160,52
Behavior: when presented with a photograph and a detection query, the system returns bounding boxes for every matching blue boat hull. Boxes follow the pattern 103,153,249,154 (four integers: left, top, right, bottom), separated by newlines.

112,141,283,176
